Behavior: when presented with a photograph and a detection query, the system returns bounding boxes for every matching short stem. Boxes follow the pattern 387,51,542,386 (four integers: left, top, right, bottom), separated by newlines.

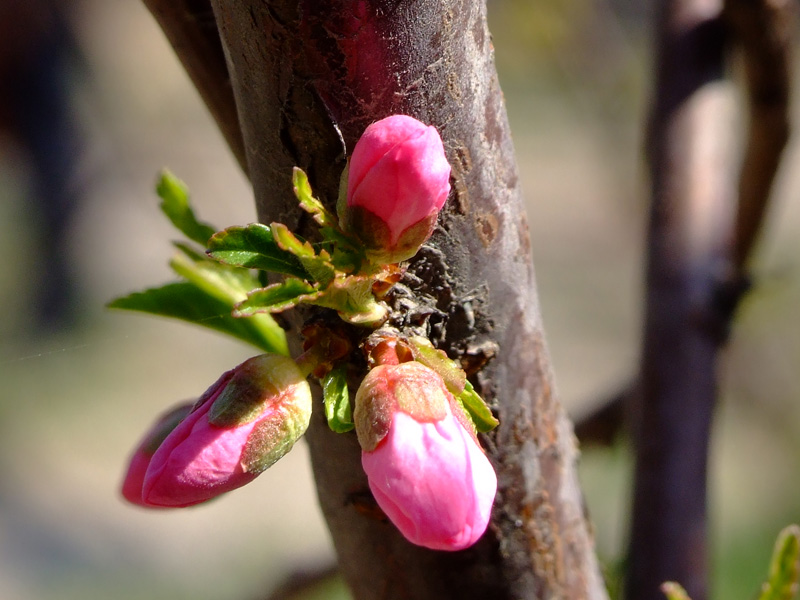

294,345,326,378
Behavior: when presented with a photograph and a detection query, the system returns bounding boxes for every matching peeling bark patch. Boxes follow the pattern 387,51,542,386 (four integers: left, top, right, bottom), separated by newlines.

523,492,565,593
518,218,532,259
454,145,473,174
447,72,463,102
476,213,498,247
452,175,470,215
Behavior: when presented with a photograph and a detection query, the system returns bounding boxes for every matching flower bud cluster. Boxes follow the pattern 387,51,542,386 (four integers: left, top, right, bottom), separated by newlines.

119,117,496,553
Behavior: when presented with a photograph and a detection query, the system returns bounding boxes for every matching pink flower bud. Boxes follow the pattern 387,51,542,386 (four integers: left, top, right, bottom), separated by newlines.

120,402,194,507
132,354,311,508
340,115,451,264
354,361,496,551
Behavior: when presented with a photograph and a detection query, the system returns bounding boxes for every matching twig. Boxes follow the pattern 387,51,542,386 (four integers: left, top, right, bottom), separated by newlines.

724,0,795,270
141,0,247,173
573,383,632,447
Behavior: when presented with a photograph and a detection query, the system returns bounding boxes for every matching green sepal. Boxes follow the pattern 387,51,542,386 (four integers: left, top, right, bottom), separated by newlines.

157,170,216,246
661,583,691,600
310,275,388,326
235,278,321,316
206,223,308,279
208,367,278,427
293,167,338,228
241,403,310,474
457,380,499,433
322,366,354,433
758,525,800,600
408,336,498,432
408,336,467,395
271,223,336,286
108,282,288,355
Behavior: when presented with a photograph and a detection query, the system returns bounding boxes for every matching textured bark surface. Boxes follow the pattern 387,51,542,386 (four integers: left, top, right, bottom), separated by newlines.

205,1,606,599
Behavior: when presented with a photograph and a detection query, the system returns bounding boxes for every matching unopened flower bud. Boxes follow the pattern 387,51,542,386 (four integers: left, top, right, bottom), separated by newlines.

354,361,496,551
340,115,451,264
134,354,311,508
120,402,194,507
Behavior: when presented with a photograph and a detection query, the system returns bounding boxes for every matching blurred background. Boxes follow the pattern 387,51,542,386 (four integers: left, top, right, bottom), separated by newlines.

0,0,799,598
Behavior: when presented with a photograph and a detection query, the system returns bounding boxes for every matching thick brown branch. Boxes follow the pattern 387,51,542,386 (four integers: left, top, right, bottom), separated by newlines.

206,1,606,599
724,0,795,270
142,0,247,173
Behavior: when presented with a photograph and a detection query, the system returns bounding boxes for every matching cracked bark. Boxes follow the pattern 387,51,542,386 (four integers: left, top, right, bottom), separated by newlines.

146,0,607,598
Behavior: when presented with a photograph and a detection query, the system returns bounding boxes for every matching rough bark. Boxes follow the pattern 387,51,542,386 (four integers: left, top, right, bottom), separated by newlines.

197,1,606,598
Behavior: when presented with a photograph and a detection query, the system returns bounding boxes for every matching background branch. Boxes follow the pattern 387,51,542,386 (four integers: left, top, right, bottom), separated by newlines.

142,0,247,173
626,0,793,598
724,0,795,271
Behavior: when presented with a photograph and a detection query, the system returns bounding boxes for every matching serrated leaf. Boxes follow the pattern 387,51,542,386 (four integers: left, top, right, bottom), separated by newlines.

323,366,354,433
270,222,337,286
457,380,499,433
235,278,320,316
207,224,308,278
271,222,315,258
170,252,256,305
157,170,216,245
108,282,288,355
758,525,800,600
293,167,338,228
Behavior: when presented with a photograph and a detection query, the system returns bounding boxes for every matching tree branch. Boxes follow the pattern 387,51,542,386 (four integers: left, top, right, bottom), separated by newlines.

204,1,606,598
724,0,795,270
626,0,795,596
141,0,247,173
573,383,632,447
625,1,734,598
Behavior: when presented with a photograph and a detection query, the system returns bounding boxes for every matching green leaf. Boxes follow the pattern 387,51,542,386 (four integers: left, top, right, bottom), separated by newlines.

108,282,288,355
320,226,364,273
661,582,691,600
235,278,320,316
758,525,800,600
293,167,338,228
271,223,337,286
170,252,255,305
322,366,354,433
207,224,308,278
310,275,388,326
457,380,499,433
157,170,216,245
